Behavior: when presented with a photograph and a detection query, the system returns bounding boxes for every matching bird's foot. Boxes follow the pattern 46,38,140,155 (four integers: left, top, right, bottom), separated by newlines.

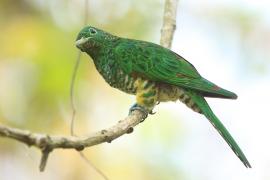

129,104,149,121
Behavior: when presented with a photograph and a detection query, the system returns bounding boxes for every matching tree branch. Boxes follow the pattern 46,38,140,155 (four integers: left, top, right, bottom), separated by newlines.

160,0,179,48
0,111,144,171
0,0,179,172
0,111,144,149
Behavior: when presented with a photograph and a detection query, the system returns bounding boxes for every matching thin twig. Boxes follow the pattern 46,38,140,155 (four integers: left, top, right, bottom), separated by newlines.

70,51,81,135
79,152,109,180
70,0,90,136
69,1,109,179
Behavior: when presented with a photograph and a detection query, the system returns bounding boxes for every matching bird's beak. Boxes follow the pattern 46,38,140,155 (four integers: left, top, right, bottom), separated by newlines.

75,37,91,49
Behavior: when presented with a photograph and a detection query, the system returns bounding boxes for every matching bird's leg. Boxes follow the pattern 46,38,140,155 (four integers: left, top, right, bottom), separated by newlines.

129,78,158,121
129,103,149,118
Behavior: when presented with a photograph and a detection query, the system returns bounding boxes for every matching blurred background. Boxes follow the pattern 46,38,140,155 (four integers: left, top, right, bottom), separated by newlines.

0,0,269,179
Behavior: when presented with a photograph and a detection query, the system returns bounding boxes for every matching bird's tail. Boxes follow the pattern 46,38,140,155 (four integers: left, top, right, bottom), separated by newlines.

186,91,251,168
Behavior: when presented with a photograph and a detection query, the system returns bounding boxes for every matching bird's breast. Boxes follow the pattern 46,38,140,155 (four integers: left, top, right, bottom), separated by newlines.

109,70,137,94
95,58,137,94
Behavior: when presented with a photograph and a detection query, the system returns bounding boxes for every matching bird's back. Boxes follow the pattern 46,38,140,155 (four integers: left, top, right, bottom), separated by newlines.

114,38,237,99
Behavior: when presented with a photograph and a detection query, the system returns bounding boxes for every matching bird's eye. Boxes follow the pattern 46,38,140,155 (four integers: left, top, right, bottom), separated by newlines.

89,28,97,34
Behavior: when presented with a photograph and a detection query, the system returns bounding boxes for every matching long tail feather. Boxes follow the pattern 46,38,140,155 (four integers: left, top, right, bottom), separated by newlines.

187,91,251,168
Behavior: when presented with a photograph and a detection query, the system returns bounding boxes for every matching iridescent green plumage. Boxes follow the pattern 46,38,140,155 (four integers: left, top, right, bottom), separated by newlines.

76,26,251,168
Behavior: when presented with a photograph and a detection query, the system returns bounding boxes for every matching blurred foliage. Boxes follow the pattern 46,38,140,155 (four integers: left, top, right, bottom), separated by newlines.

197,6,270,75
0,0,269,180
0,0,163,130
0,1,182,180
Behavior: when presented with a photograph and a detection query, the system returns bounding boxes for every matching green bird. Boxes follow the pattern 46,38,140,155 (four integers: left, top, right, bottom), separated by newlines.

75,26,251,168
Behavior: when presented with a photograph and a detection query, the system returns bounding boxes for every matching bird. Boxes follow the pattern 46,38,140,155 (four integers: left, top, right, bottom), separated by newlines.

75,26,251,168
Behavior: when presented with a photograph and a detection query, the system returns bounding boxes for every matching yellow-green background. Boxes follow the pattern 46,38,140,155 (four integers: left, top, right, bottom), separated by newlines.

0,0,269,180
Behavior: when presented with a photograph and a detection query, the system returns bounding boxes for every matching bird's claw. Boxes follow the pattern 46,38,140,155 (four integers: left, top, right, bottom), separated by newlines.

129,104,149,121
149,110,156,115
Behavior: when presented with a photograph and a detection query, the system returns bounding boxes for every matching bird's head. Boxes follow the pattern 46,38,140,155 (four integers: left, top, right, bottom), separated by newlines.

75,26,116,53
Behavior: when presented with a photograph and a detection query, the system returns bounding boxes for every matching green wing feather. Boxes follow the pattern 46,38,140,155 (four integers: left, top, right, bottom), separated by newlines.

114,39,237,99
186,91,251,168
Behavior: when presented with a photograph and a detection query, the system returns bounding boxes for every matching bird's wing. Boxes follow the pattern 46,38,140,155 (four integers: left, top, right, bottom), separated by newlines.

114,39,237,99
